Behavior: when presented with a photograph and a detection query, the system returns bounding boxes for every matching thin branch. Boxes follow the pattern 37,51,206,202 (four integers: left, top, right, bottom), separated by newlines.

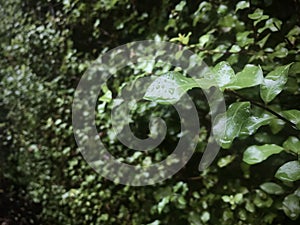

226,90,298,129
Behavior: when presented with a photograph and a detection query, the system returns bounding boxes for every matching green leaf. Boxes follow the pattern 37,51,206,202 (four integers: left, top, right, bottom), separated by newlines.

170,32,192,45
235,1,250,12
212,61,236,90
254,15,269,26
260,182,284,195
283,136,300,154
294,188,300,198
282,194,300,220
269,118,285,134
178,196,187,205
157,197,170,214
146,220,160,225
175,1,186,11
213,102,251,149
222,195,232,203
260,64,292,104
236,31,254,47
243,144,284,165
234,193,244,204
229,45,241,53
241,114,274,136
245,200,255,212
217,155,236,168
258,18,282,33
198,33,212,48
194,78,216,90
253,190,273,208
257,34,271,48
144,71,198,104
289,61,300,74
99,84,112,103
143,71,217,104
248,9,264,20
282,110,300,129
201,211,210,223
275,161,300,182
226,64,263,90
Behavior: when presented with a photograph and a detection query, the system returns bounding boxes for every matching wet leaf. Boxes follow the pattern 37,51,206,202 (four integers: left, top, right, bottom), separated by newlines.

282,194,300,220
275,161,300,182
260,182,284,195
214,102,250,149
243,144,284,165
260,64,292,104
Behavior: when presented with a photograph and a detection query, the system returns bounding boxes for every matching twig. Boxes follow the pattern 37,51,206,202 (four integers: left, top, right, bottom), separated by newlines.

226,90,298,129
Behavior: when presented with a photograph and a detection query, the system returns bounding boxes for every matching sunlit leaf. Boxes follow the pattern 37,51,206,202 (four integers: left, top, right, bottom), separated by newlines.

235,1,250,12
226,64,263,90
260,182,284,195
214,102,250,149
283,136,300,154
217,155,236,168
282,110,300,129
275,161,300,182
144,71,217,104
212,61,236,90
241,114,274,136
243,144,284,165
248,9,264,20
282,194,300,220
144,71,198,104
260,64,292,104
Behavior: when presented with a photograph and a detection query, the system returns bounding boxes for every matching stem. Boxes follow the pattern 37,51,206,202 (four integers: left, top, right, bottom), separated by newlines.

227,90,298,129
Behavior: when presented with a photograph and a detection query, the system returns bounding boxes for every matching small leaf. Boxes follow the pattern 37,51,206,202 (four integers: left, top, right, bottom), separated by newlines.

294,188,300,198
144,71,198,104
283,136,300,154
260,64,292,104
275,161,300,182
170,32,192,45
260,182,284,195
222,195,232,203
213,102,250,149
178,196,186,205
269,118,285,134
226,64,264,90
234,193,243,204
245,200,255,212
258,18,282,33
212,61,236,90
253,190,273,208
99,84,112,103
289,61,300,74
236,31,254,47
243,144,284,165
229,45,241,53
175,1,186,11
257,34,271,48
157,197,170,214
248,9,264,20
144,71,217,104
282,194,300,220
241,114,274,136
282,110,300,129
235,1,250,12
217,155,236,168
198,34,212,48
201,211,210,222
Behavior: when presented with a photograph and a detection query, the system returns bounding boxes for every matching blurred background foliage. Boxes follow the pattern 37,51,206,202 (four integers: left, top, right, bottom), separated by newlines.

0,0,299,224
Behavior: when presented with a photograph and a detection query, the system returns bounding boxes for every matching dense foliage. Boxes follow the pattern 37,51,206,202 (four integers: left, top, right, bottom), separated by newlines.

1,0,299,224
